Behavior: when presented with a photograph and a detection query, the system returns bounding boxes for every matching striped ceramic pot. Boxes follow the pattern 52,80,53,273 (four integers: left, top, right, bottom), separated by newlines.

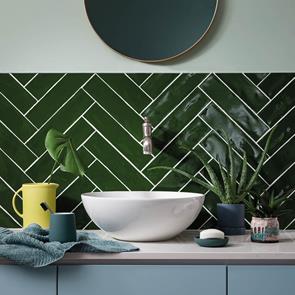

250,217,279,243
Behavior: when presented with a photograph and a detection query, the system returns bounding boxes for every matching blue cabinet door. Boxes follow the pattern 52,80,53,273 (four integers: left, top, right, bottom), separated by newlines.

59,265,226,295
0,265,56,295
228,266,295,295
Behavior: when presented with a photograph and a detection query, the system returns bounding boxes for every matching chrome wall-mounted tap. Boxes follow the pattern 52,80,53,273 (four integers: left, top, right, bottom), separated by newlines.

142,117,153,155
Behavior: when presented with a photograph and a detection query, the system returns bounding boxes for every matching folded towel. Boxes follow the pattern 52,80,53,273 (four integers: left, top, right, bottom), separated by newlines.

0,224,138,267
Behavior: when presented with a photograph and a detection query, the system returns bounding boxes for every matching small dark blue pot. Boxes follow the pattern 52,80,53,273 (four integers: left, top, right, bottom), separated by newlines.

217,203,245,235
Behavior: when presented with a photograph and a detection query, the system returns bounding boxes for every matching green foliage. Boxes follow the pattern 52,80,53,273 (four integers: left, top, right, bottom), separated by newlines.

244,189,294,218
45,129,85,183
149,129,275,204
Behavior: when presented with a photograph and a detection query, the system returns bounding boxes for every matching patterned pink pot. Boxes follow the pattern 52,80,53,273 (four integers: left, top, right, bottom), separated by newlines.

251,217,279,243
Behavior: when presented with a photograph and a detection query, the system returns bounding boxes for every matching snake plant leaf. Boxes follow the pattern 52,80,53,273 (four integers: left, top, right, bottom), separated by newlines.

148,166,221,197
181,148,224,198
45,129,85,177
244,127,275,192
218,159,231,202
223,132,237,198
238,152,248,194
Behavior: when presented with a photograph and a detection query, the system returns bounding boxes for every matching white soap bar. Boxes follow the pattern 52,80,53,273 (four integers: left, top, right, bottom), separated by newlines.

200,229,224,240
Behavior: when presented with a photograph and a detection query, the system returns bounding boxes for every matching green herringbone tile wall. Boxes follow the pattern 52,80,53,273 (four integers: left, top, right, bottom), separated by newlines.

0,73,294,229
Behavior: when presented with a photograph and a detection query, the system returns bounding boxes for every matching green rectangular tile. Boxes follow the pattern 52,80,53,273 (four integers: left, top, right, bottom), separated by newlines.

260,108,295,154
145,118,210,183
84,104,150,169
200,103,263,166
143,74,207,125
26,73,65,98
85,160,128,191
200,75,269,139
127,73,150,85
0,93,36,141
27,89,93,155
0,124,36,169
260,80,295,126
83,75,143,140
262,136,295,183
217,74,269,111
244,73,269,85
27,74,91,127
84,132,152,191
152,88,209,155
259,73,294,98
0,74,36,112
12,73,36,85
98,74,151,112
141,73,179,98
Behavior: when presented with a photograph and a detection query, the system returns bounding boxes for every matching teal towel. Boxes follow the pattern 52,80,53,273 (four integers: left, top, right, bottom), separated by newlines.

0,224,138,268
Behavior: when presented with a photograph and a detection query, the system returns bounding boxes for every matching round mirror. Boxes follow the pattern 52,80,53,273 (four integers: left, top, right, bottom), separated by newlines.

84,0,218,62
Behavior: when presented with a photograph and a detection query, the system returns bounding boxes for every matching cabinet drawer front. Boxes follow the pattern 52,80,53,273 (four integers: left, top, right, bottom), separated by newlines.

0,265,56,295
228,266,295,295
59,265,226,295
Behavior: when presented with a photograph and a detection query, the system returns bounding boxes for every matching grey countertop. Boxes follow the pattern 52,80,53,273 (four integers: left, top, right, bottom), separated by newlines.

1,230,295,265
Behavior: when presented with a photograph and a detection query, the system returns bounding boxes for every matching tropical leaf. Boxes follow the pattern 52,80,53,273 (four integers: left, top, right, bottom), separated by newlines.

45,129,85,180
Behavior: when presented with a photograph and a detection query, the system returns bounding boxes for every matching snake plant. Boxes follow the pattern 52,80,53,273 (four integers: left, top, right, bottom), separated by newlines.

149,129,275,204
45,129,85,183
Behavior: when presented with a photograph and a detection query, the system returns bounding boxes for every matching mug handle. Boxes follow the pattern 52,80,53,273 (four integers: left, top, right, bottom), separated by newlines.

12,188,23,218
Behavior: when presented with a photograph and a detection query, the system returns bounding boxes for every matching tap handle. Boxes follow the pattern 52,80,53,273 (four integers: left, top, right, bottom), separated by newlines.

143,117,152,137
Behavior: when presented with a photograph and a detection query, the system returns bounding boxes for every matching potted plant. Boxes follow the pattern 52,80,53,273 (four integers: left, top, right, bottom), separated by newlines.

244,190,294,242
149,130,274,235
12,129,85,228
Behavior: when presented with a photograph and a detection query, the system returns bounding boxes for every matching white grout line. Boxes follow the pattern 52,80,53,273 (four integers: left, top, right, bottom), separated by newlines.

139,73,153,87
24,73,68,115
198,116,270,185
82,219,94,230
9,74,38,102
270,76,295,100
24,74,95,144
83,146,131,191
24,73,39,87
83,116,155,186
256,73,271,86
0,203,22,227
124,73,153,101
152,73,212,132
0,90,38,130
257,77,295,114
140,101,212,172
283,190,295,230
198,86,267,153
82,88,142,146
264,161,295,192
215,74,270,128
0,120,38,158
96,74,144,119
56,159,97,200
139,73,182,115
264,133,295,164
242,73,271,101
83,174,103,192
0,148,35,182
150,130,212,190
257,105,295,142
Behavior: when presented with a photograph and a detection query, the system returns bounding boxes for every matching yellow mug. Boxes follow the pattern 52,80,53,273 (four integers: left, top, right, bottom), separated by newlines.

12,183,58,228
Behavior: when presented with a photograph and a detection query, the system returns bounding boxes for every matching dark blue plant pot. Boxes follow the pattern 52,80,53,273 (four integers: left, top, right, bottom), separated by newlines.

217,203,245,235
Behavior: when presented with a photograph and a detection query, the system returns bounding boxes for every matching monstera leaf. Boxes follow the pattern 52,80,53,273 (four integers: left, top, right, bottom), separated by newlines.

45,129,85,181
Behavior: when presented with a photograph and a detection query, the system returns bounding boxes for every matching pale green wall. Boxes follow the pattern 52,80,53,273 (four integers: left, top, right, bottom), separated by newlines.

0,0,294,72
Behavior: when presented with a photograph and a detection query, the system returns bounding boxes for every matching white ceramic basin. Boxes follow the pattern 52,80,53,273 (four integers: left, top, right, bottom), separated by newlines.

81,191,204,242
